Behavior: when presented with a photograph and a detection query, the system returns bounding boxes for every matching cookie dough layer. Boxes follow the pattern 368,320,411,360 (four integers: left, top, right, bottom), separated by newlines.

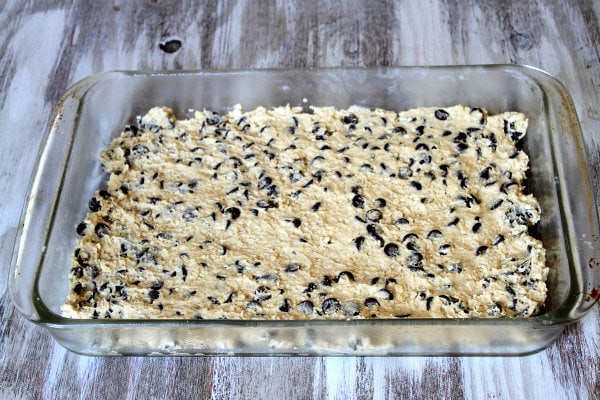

62,105,547,319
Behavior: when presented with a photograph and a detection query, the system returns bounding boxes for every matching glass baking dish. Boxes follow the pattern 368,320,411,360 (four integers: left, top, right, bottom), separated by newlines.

10,66,600,356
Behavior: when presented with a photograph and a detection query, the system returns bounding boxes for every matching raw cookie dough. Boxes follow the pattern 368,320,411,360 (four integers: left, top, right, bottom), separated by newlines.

62,104,547,319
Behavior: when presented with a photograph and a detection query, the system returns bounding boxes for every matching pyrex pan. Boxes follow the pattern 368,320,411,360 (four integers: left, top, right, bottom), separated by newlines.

10,66,600,356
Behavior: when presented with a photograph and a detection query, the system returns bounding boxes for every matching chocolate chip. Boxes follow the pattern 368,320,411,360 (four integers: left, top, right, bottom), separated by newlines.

378,288,394,300
256,273,279,282
225,207,241,220
447,217,459,226
336,271,355,282
354,236,365,251
517,260,531,275
298,300,314,314
182,209,198,222
435,109,450,120
438,244,451,255
425,297,434,310
131,144,149,158
402,233,418,242
427,230,442,239
490,199,504,210
487,302,502,316
359,163,374,172
322,298,341,315
73,282,84,294
290,171,304,183
76,222,87,236
310,156,326,166
71,267,83,278
88,197,101,212
449,263,463,273
480,167,492,180
406,252,423,270
398,167,413,179
246,300,260,309
279,299,291,312
181,265,188,280
206,114,221,126
373,198,387,208
365,209,383,222
258,176,272,190
352,194,365,208
476,246,488,256
406,241,420,251
148,289,160,303
257,199,277,209
364,298,380,308
321,275,332,286
225,186,238,195
94,223,110,238
366,224,383,237
356,215,368,224
285,263,300,273
343,114,359,124
124,125,138,135
303,282,317,295
493,234,505,245
143,221,155,230
504,119,525,141
384,243,399,257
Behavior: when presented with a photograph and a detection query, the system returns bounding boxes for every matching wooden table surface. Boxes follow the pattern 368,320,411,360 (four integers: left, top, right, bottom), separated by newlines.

1,1,598,399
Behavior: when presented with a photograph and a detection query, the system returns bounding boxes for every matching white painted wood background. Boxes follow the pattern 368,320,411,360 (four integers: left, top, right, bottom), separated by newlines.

0,1,598,399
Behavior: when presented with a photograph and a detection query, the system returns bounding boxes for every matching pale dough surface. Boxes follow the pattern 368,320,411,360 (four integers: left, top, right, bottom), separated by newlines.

62,105,547,319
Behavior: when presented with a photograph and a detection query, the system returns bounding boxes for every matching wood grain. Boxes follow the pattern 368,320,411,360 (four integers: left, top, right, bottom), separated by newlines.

0,1,598,399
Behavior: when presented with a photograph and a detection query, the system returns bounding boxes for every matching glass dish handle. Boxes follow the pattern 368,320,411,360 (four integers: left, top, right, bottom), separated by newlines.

544,71,600,319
